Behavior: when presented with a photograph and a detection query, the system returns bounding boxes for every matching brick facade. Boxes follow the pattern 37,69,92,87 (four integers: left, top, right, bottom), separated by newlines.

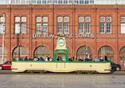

0,4,125,66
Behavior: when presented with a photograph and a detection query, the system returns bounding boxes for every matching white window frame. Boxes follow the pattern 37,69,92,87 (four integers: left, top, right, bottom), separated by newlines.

14,16,27,34
36,16,48,34
78,16,91,34
100,16,112,34
121,16,125,34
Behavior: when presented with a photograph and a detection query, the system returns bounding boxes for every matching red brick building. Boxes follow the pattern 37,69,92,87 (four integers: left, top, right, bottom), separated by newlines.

0,0,125,68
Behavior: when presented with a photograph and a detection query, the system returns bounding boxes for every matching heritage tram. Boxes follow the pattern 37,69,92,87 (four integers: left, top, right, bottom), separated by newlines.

11,37,111,73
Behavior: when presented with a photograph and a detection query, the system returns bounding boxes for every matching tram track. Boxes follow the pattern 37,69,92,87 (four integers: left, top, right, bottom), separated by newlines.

0,70,125,75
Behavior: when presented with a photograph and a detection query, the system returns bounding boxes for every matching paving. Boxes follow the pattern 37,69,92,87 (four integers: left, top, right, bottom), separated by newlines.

0,70,125,75
0,73,125,88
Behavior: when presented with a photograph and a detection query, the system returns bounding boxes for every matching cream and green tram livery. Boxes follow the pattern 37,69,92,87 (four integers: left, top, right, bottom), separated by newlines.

12,61,111,73
12,37,111,73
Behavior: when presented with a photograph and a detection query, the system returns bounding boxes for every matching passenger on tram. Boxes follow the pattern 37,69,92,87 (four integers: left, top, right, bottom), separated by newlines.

104,56,111,62
69,57,73,62
57,56,59,61
15,57,19,61
29,57,33,61
57,56,63,61
24,56,28,61
85,57,90,61
34,57,39,61
94,57,100,62
72,57,75,61
39,57,44,61
78,56,84,61
47,56,50,61
100,57,104,62
49,57,53,61
44,56,48,61
85,55,92,62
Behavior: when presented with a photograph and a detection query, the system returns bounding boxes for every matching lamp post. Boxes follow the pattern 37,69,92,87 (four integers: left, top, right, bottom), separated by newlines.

16,24,21,59
15,17,21,59
17,33,20,59
1,14,5,64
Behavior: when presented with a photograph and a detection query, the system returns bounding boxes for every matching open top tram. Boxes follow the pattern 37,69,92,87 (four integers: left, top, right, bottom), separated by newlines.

11,37,111,73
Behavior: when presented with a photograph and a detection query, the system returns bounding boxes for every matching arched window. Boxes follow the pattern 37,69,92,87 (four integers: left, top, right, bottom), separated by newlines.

12,46,28,59
34,45,49,58
119,46,125,67
98,46,114,60
76,46,91,60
